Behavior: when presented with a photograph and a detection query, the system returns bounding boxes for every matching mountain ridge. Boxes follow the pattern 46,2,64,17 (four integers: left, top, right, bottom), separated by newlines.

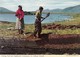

0,5,80,13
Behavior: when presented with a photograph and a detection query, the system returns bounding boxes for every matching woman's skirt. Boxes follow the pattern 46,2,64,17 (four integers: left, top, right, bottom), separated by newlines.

15,18,24,30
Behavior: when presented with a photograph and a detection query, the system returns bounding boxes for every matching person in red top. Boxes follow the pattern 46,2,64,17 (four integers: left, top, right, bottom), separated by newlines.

15,5,24,34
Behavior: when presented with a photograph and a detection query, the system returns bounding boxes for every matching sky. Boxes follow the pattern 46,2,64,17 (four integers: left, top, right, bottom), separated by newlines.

0,0,80,11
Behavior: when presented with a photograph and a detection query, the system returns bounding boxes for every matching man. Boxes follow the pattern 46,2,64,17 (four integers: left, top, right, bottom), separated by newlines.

33,6,44,38
15,5,24,34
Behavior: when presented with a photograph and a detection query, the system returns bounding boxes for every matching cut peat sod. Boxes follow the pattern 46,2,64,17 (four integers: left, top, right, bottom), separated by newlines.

0,34,80,54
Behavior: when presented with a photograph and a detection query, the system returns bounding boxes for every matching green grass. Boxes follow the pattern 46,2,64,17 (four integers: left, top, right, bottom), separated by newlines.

0,13,80,37
42,29,80,34
54,14,80,25
0,22,80,37
24,24,34,33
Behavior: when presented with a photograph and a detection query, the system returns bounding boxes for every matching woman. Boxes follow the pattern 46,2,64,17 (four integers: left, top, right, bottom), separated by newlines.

15,5,24,34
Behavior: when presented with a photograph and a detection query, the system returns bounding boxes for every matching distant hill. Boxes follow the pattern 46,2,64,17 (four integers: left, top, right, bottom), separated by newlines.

43,5,80,13
0,7,13,12
0,5,80,13
62,5,80,13
43,9,62,13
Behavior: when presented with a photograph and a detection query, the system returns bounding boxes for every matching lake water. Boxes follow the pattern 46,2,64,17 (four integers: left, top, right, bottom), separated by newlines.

0,14,72,24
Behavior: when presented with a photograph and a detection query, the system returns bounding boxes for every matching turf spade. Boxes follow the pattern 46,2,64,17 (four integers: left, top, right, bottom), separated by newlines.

41,12,50,22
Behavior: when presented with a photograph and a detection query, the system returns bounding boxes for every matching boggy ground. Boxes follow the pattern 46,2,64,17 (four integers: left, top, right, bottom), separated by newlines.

0,33,80,54
0,16,80,54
